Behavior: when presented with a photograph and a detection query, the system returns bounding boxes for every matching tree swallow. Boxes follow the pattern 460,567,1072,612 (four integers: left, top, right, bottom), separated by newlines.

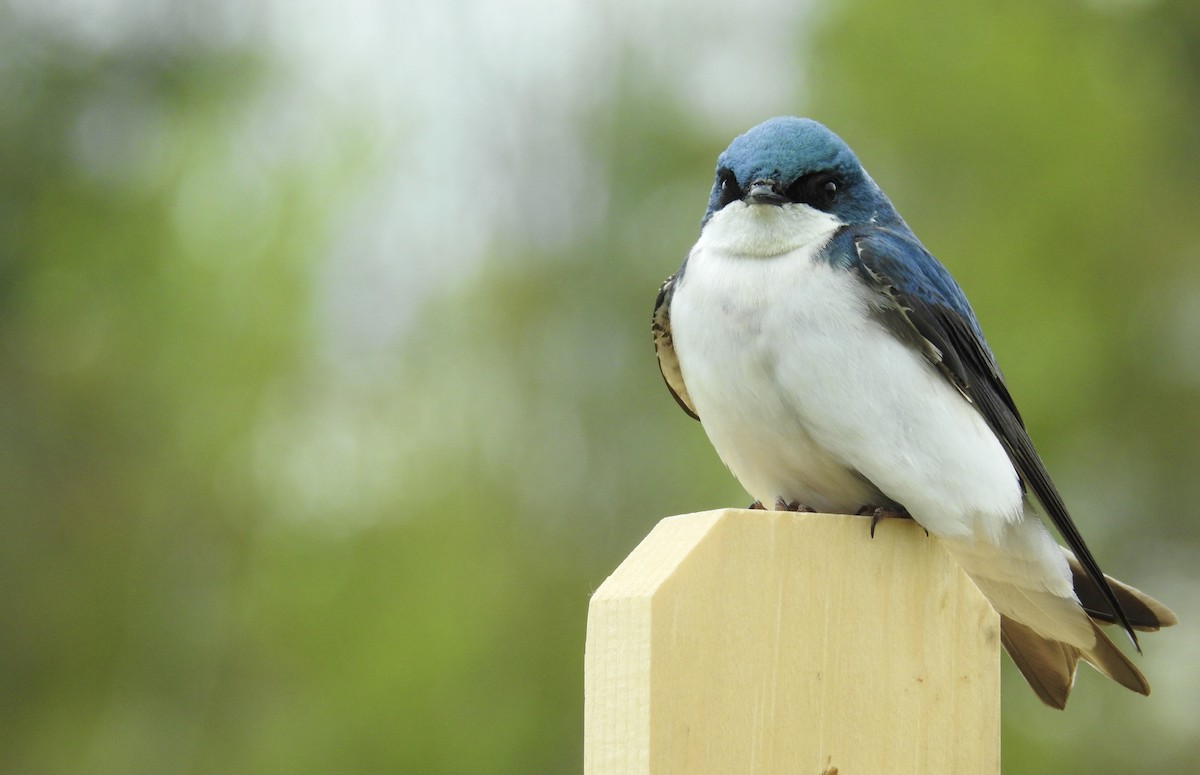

653,117,1176,708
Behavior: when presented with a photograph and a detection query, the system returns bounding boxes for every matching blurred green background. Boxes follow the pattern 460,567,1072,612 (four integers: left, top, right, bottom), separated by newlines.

2,0,1198,772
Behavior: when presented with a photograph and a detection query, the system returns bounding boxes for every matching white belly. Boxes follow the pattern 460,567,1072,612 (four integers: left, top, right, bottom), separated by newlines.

669,239,1024,538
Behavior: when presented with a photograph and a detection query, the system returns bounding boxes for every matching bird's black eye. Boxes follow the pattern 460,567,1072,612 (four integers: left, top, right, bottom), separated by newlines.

715,167,742,210
787,172,840,211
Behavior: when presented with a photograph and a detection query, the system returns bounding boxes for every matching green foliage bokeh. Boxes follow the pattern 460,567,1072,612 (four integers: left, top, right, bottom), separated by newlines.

1,1,1197,773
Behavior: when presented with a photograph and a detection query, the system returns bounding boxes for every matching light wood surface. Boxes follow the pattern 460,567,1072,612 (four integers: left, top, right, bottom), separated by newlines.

584,508,1000,775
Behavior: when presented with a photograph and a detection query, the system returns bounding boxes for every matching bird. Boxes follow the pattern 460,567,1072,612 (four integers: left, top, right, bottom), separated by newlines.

652,116,1176,709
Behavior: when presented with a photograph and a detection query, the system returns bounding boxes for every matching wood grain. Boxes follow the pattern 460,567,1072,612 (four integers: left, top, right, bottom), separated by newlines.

584,509,1000,775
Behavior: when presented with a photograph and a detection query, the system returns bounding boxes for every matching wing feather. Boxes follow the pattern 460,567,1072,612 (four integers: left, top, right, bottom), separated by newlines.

653,273,699,420
848,227,1139,647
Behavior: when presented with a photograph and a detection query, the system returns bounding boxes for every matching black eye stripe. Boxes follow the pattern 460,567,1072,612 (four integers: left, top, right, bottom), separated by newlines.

712,168,842,216
715,168,743,210
786,172,841,212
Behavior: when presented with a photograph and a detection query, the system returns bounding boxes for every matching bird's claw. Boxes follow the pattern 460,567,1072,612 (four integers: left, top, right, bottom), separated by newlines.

748,498,816,512
856,505,920,538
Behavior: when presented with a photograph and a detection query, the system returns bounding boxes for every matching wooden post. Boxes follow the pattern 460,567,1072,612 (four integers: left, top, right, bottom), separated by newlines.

584,509,1000,775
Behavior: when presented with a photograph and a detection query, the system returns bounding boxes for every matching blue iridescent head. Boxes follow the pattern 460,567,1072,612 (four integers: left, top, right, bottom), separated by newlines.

701,117,896,228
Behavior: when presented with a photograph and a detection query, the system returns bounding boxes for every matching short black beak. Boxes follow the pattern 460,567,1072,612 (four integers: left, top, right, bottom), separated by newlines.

745,179,787,206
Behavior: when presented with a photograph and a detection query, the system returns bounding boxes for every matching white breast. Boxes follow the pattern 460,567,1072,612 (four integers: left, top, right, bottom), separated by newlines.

669,202,1024,538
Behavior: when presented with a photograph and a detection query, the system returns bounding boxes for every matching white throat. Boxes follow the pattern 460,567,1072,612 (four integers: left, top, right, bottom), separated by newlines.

698,201,844,258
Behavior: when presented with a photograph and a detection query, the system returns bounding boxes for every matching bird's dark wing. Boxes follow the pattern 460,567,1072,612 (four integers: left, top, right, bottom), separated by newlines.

652,273,699,420
845,226,1138,647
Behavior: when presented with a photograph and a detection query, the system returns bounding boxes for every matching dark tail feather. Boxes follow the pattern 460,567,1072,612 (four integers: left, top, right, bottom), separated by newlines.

1000,616,1077,709
1080,620,1151,696
1001,616,1151,710
1067,553,1179,631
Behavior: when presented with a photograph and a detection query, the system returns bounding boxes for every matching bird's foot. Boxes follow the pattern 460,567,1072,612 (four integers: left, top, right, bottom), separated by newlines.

748,500,766,510
775,497,816,513
856,505,922,538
